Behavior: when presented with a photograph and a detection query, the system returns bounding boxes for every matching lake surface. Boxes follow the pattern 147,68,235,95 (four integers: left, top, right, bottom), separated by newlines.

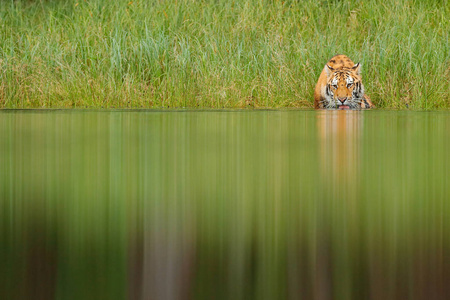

1,110,449,300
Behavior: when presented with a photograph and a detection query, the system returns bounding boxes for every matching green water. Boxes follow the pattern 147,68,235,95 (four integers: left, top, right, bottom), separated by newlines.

1,110,449,300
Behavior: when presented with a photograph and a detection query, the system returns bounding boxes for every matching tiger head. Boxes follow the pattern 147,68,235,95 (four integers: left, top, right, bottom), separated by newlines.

324,63,364,109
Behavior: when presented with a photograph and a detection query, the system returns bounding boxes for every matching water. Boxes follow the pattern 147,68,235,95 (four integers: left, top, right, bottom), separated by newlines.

1,110,449,300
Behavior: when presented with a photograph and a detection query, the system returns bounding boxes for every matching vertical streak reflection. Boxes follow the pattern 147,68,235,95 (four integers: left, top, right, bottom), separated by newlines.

0,111,450,300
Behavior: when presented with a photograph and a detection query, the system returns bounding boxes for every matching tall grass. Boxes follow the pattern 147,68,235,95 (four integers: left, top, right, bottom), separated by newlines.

0,0,448,109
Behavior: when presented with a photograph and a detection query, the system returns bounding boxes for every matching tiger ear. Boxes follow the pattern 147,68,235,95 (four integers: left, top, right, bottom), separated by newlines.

325,64,334,76
352,63,361,75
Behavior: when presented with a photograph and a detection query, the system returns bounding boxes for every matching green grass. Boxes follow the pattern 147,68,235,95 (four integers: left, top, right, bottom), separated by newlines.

0,0,448,109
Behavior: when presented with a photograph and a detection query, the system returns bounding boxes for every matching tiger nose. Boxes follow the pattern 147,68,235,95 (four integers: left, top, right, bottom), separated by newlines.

338,97,347,104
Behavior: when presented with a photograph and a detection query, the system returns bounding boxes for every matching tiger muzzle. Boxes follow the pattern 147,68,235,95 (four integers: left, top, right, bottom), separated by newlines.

338,97,347,104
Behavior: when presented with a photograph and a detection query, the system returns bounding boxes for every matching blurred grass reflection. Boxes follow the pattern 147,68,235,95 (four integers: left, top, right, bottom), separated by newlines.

0,110,449,300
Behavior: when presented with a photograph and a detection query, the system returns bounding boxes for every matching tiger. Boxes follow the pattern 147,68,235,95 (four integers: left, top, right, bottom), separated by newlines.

314,54,374,110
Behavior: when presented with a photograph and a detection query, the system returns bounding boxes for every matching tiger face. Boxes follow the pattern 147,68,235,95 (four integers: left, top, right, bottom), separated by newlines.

324,63,364,109
314,55,374,110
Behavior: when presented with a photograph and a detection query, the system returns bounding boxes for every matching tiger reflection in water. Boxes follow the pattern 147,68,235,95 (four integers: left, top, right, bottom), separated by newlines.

312,110,364,299
317,110,363,190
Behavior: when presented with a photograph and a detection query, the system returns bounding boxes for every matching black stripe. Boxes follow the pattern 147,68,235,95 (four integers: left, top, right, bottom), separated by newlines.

363,99,369,108
353,82,362,99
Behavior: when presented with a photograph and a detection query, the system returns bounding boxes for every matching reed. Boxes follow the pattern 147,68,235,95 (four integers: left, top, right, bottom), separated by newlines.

0,0,448,109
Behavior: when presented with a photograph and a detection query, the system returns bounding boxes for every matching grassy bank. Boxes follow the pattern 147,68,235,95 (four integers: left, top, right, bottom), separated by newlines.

0,0,448,109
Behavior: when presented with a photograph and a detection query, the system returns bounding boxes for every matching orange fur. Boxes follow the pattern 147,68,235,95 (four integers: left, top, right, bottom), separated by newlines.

314,55,374,109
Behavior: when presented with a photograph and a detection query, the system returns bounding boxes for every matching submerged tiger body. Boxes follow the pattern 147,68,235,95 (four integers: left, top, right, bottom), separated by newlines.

314,55,374,110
